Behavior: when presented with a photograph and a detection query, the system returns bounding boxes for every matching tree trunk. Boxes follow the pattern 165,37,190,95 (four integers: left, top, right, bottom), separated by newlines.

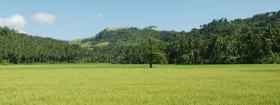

149,63,153,68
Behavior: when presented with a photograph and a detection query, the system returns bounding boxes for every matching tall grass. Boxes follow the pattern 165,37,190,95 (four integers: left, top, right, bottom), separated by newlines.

0,64,279,105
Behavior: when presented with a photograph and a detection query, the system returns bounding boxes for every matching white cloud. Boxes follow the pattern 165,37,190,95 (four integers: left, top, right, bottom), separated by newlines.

0,14,26,30
32,12,56,24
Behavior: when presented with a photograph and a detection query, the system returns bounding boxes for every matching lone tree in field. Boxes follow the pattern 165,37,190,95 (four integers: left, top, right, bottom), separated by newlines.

144,26,167,68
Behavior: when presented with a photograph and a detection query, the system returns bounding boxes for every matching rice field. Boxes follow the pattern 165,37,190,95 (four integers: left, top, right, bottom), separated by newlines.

0,64,279,105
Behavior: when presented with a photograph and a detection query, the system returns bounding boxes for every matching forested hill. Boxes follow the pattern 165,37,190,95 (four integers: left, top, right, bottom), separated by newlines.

85,11,280,45
1,11,280,64
0,27,93,64
82,11,280,64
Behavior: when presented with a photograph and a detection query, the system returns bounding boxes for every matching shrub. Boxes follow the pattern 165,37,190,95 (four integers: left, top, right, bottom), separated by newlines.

0,60,11,65
260,53,280,64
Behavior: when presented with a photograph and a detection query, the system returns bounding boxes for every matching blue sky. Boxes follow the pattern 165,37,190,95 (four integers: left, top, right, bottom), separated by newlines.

0,0,279,40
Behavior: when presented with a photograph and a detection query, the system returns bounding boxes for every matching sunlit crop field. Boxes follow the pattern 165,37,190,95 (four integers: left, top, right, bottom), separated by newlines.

0,64,280,105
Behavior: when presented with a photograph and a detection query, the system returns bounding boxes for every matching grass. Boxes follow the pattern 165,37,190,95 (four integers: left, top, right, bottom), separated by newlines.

0,64,280,105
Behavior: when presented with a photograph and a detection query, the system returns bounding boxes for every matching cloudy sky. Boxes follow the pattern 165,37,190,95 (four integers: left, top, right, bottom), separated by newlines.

0,0,280,40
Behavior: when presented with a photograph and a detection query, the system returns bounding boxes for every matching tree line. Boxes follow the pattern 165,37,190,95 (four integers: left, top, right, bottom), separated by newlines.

86,11,280,64
0,27,93,64
1,11,280,64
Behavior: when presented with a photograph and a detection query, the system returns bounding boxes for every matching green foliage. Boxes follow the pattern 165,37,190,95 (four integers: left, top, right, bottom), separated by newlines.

260,53,280,64
82,11,280,64
143,28,167,67
0,27,94,64
1,11,280,64
0,60,10,65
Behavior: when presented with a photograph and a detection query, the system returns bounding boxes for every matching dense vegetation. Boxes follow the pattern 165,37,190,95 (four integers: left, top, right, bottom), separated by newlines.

0,27,93,64
1,11,280,64
84,11,280,64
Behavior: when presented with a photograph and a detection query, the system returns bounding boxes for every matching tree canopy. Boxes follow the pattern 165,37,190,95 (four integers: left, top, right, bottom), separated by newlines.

82,11,280,64
1,11,280,64
0,27,93,64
